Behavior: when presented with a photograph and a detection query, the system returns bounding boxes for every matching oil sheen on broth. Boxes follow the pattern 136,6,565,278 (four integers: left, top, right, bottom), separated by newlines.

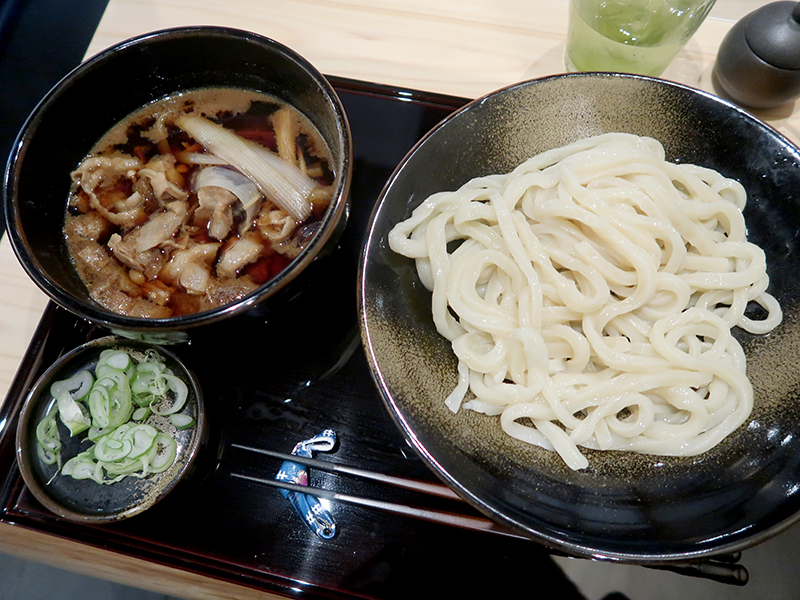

65,87,335,318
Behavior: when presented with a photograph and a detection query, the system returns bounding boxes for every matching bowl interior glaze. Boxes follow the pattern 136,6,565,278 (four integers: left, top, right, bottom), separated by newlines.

359,72,800,562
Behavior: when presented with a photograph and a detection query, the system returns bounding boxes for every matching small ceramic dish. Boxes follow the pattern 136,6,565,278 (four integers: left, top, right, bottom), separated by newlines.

16,336,205,523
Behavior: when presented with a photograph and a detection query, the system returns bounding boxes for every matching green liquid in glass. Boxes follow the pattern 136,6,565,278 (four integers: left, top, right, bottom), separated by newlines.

565,0,715,76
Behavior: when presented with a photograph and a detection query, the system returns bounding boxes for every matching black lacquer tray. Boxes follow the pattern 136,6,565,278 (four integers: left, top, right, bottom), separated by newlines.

0,78,591,600
0,77,753,598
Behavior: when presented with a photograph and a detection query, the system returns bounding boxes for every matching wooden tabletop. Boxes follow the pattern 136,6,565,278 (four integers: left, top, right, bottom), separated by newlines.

0,0,789,597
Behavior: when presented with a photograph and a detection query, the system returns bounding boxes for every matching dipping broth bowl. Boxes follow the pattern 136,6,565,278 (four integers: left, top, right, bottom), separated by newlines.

3,26,352,343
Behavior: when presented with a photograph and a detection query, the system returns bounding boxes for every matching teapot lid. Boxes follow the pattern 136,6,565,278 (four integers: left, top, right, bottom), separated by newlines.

746,1,800,70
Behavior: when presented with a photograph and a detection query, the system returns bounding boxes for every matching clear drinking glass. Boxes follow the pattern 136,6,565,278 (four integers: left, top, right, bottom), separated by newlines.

565,0,717,77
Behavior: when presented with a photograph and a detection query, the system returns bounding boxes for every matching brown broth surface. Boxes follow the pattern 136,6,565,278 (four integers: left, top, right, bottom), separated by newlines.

65,87,334,318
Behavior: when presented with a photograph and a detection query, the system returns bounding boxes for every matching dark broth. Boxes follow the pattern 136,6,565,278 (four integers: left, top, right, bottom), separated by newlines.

65,88,335,318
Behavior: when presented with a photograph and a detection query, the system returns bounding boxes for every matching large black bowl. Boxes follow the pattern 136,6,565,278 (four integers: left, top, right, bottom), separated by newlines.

3,26,352,342
358,72,800,562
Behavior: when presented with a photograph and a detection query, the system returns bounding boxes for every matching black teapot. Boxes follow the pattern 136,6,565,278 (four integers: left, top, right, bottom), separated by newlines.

713,1,800,109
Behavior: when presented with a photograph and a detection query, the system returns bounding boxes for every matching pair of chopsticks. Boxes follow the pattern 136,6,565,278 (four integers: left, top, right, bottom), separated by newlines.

229,443,526,539
229,444,751,586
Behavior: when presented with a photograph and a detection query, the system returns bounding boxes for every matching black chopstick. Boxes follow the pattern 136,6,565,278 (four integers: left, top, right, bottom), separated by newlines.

231,443,462,500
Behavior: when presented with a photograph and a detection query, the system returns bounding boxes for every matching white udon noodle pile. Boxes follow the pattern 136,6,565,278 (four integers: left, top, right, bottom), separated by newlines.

388,132,782,470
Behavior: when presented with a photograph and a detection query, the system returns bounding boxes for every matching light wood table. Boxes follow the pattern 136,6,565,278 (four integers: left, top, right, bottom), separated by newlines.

0,1,791,598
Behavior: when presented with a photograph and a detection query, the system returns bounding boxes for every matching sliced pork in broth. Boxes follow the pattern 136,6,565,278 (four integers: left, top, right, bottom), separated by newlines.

65,87,335,318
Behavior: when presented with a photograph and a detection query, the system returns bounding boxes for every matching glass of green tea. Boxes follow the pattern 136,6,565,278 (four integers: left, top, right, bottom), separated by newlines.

565,0,717,77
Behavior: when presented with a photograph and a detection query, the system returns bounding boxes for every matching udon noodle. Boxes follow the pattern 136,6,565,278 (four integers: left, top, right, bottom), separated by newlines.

388,133,782,470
